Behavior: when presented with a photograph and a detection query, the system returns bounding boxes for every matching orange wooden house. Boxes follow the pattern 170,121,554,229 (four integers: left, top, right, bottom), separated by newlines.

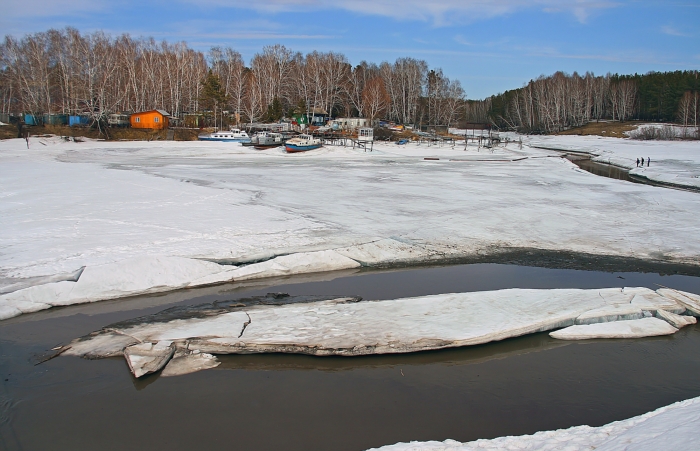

130,109,170,129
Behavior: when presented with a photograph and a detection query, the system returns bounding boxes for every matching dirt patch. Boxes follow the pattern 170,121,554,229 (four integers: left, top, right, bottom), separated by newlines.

0,124,19,140
556,121,640,138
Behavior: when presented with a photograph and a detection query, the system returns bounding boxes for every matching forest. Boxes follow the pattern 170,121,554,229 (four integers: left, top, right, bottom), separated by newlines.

480,70,700,133
1,28,698,134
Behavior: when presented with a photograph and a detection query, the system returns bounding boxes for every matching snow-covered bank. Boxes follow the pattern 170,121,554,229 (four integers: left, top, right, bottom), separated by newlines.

0,251,360,320
63,287,697,378
2,136,700,317
526,134,700,189
368,395,700,451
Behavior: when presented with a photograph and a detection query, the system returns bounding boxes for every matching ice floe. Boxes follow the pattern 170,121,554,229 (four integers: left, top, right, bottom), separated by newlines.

574,303,644,325
195,249,360,284
549,317,678,340
124,341,175,378
161,349,220,377
655,288,700,316
367,395,700,451
62,287,693,378
655,308,697,329
627,287,687,314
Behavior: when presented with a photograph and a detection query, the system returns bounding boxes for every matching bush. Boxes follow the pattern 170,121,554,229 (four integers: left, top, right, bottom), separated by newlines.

629,125,677,141
373,127,393,141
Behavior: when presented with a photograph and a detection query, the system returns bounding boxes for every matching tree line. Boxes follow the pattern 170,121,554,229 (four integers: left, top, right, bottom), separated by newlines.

0,28,465,127
478,70,700,133
1,28,697,133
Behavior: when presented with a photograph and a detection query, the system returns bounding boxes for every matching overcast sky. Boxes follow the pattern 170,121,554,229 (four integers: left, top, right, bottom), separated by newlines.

2,0,699,99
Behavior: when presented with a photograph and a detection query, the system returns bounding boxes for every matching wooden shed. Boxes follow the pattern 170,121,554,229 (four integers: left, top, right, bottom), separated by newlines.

130,110,170,129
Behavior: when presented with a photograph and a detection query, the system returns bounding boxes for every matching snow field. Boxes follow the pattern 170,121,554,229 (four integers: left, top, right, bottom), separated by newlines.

2,135,700,318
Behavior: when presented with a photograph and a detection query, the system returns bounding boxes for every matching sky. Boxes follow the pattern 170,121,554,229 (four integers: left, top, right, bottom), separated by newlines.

2,0,699,99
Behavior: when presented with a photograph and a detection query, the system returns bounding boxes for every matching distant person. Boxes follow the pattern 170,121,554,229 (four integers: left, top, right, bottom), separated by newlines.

647,157,650,166
636,158,639,167
640,156,644,167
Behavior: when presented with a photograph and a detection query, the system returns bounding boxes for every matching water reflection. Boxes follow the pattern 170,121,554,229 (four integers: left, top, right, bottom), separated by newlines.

214,332,571,372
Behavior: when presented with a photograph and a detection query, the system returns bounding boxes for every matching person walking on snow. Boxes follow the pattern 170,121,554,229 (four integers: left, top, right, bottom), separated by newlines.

640,157,644,167
647,157,650,166
636,158,639,167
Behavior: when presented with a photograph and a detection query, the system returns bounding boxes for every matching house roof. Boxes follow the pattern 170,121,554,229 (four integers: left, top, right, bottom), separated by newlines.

133,109,171,117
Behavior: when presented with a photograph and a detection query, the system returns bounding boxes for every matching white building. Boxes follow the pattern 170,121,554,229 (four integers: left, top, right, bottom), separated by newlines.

330,117,368,130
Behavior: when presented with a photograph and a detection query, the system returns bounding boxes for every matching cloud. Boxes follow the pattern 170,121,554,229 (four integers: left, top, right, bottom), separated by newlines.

454,35,475,46
661,25,692,37
181,0,619,26
518,45,694,66
3,0,108,18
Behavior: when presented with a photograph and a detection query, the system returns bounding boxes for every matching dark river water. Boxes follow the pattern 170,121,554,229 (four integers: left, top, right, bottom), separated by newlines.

2,263,700,451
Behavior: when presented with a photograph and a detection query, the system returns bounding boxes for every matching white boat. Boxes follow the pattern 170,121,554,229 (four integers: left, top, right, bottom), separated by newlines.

285,134,322,153
198,128,251,142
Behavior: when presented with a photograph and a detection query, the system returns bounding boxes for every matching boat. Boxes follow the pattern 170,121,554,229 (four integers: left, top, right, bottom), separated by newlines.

254,132,284,150
198,128,251,142
285,134,322,153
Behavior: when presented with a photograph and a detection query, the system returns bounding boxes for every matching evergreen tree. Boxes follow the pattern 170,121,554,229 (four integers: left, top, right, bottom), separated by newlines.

200,70,228,112
264,97,284,122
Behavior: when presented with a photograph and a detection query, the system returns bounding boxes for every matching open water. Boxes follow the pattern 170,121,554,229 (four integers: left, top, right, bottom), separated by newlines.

1,263,700,451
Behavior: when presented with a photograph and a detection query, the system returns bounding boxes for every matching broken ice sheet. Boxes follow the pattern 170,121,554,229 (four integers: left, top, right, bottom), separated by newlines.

124,341,175,378
62,287,692,378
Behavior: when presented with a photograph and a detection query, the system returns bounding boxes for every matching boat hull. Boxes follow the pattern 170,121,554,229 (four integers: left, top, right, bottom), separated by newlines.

254,143,282,150
198,137,251,142
285,143,322,153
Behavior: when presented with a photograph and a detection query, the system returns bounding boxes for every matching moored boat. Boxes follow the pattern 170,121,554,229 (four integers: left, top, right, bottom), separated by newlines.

285,134,322,153
198,128,251,142
253,132,284,149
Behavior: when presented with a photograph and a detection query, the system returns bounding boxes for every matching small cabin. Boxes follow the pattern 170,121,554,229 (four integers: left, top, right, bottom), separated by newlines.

357,127,374,142
130,110,170,130
308,108,328,126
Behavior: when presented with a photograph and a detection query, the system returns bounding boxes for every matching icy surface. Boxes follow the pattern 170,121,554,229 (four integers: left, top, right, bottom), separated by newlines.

65,287,686,373
367,396,700,451
208,250,361,282
549,317,677,340
655,309,697,329
656,288,700,316
2,136,700,315
0,252,359,320
574,304,643,325
161,349,220,377
627,287,687,314
123,341,175,378
527,133,700,189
